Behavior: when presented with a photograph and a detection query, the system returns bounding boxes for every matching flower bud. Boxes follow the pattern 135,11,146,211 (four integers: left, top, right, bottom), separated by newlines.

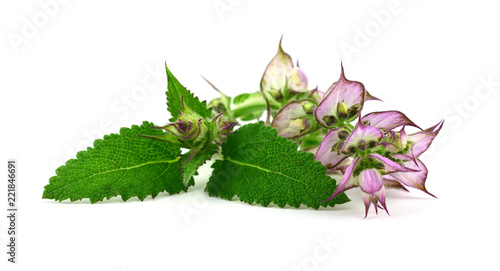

302,102,315,114
271,89,282,99
260,38,309,110
289,118,306,130
214,116,238,143
165,112,209,145
288,67,308,93
153,98,211,149
260,38,294,95
271,99,320,139
337,102,349,119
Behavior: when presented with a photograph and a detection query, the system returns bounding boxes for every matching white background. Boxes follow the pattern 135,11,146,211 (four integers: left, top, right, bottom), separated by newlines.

1,1,499,270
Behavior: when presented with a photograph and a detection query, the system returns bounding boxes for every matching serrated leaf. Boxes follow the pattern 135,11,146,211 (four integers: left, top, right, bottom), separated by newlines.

205,122,350,209
179,143,219,186
43,121,192,203
165,63,211,122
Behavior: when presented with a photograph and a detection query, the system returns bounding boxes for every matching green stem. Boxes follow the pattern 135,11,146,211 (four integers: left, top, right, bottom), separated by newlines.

231,99,268,119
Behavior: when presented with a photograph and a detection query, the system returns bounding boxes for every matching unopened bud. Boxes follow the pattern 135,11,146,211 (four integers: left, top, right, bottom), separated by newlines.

271,89,282,99
289,118,306,131
288,67,308,93
302,102,315,114
337,102,348,118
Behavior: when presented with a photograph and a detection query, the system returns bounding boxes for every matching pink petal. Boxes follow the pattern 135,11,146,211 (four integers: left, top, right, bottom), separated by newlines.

365,90,382,102
333,157,353,174
288,67,308,93
358,169,384,196
361,191,371,218
315,64,367,127
342,122,383,153
406,120,444,158
386,154,436,197
361,186,389,218
383,179,410,192
367,153,420,174
376,187,389,215
315,128,349,170
322,157,361,202
360,110,421,131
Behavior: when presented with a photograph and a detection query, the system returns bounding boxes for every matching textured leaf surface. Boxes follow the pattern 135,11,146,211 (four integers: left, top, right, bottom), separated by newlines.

43,121,191,203
206,122,350,209
165,63,210,122
179,143,219,186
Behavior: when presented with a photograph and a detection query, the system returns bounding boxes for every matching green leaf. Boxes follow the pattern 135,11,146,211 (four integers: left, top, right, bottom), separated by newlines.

43,121,192,203
206,122,350,209
179,143,219,186
165,63,211,122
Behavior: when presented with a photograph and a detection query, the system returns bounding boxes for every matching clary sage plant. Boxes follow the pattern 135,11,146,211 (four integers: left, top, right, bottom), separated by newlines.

43,38,442,218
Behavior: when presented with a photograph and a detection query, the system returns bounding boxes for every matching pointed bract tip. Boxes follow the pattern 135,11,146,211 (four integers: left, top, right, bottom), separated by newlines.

377,204,391,217
427,119,445,133
201,75,223,94
278,35,284,52
340,62,345,80
321,184,350,203
423,188,438,199
365,90,383,102
164,61,171,75
210,111,225,124
362,196,370,219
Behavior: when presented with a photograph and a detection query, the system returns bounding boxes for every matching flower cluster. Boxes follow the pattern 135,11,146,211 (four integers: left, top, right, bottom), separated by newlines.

316,111,443,217
266,43,443,217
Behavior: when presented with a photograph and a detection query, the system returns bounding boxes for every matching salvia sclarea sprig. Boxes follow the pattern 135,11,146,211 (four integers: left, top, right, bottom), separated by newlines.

43,37,442,218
